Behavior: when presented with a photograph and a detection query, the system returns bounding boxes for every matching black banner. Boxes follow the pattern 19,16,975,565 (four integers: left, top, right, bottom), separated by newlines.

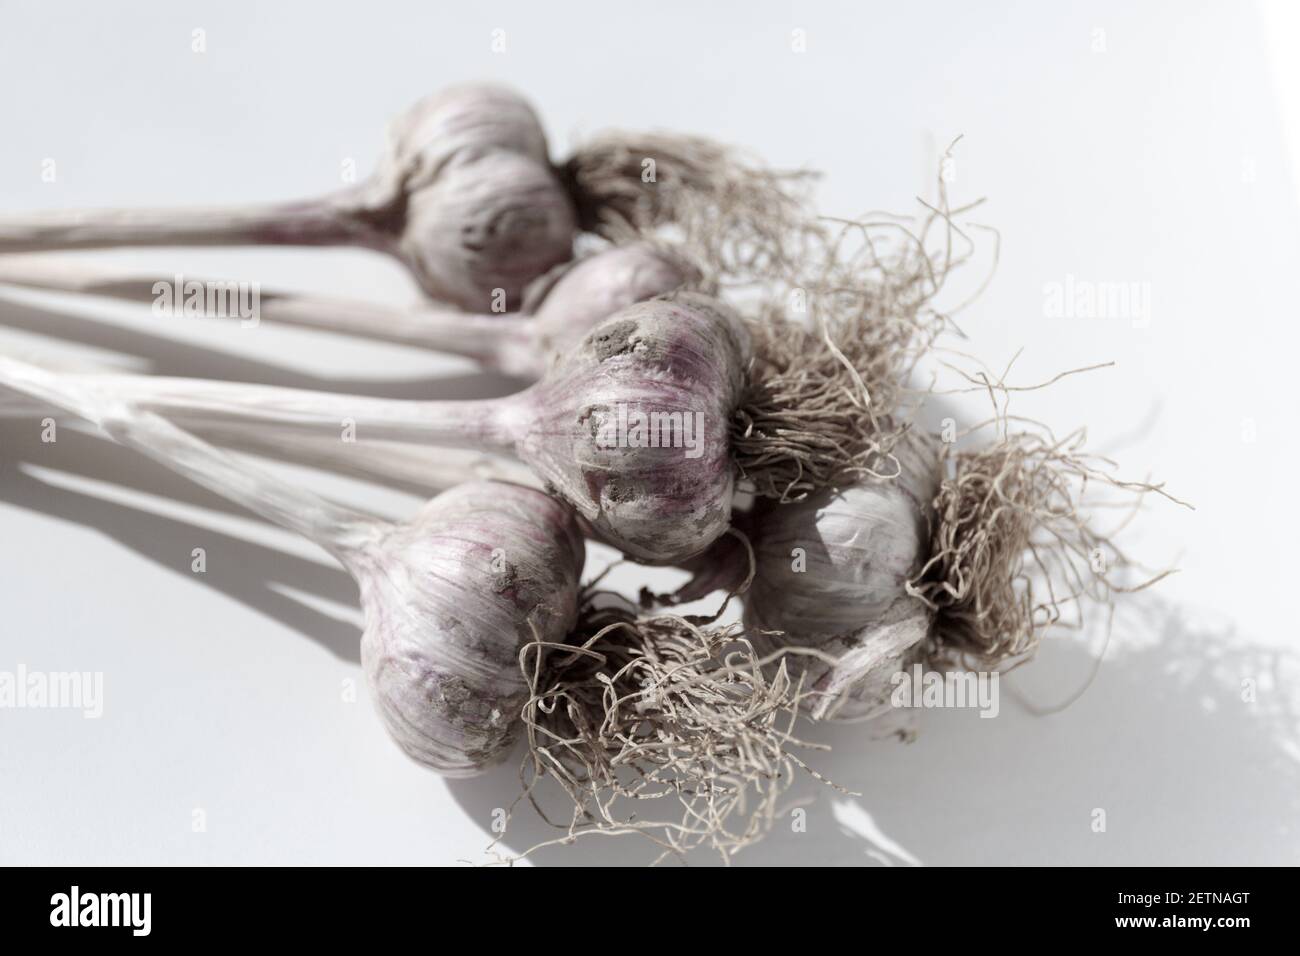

0,866,1284,941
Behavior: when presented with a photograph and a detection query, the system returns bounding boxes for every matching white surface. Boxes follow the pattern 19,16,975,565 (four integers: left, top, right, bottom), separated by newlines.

1,0,1297,865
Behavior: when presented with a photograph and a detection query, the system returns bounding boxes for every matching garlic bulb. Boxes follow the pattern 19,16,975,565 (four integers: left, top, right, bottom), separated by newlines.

351,82,578,308
357,481,583,772
0,83,576,312
0,355,584,775
514,291,750,562
746,432,940,638
44,291,752,564
744,430,942,719
391,146,576,310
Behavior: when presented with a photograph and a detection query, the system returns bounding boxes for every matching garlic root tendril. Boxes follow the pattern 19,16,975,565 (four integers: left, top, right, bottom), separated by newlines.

507,601,846,865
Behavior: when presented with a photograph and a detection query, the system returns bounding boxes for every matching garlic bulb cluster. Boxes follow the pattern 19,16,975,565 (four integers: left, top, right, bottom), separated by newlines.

744,431,943,719
0,72,1176,866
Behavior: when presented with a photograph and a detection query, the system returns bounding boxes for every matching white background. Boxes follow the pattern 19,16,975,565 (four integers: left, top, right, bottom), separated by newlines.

1,0,1297,865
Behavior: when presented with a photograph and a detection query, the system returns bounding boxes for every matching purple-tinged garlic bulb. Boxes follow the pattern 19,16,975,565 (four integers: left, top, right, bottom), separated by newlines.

359,83,578,309
357,481,583,773
771,594,934,722
390,145,577,310
515,291,750,562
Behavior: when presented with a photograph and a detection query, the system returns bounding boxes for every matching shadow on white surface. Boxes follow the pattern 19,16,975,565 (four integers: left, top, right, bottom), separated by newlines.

0,418,363,662
447,598,1300,866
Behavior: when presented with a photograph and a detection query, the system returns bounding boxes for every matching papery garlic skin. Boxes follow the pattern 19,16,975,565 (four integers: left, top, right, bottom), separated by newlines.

377,84,553,179
357,481,584,776
525,242,695,372
788,595,934,721
369,84,577,310
517,292,751,564
746,431,940,638
397,149,577,312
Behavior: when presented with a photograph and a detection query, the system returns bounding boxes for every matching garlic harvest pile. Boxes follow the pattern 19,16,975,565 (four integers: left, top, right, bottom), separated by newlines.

0,85,1182,862
0,242,694,379
0,355,583,776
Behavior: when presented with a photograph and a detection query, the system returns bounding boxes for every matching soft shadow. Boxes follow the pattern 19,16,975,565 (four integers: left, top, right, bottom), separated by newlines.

1,413,280,519
0,419,361,663
0,294,527,400
448,597,1300,866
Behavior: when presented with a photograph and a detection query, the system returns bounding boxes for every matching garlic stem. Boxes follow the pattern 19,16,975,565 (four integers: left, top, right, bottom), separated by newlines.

194,426,537,492
0,355,382,560
0,240,693,380
247,301,522,366
0,194,376,255
0,255,529,368
0,383,534,492
63,372,523,450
